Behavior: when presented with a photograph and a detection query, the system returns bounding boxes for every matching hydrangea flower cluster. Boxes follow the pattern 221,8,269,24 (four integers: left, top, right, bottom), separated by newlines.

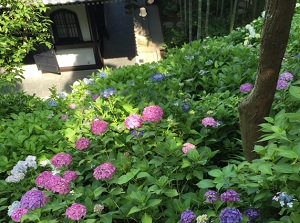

181,103,190,112
97,71,107,78
142,105,163,122
276,72,294,90
92,93,99,101
91,119,108,134
69,103,76,109
93,162,116,180
221,189,240,202
149,72,166,82
220,207,242,223
204,190,218,203
273,192,297,208
239,83,253,92
11,208,29,222
65,203,86,221
58,92,68,98
196,214,208,223
63,170,78,182
75,137,90,150
101,87,116,98
93,204,105,213
244,208,260,223
61,114,69,120
6,156,37,183
35,171,71,194
20,189,48,210
47,99,57,107
8,201,21,217
51,153,72,168
83,78,94,85
180,210,196,223
130,130,144,139
182,142,196,154
125,114,143,129
202,117,217,127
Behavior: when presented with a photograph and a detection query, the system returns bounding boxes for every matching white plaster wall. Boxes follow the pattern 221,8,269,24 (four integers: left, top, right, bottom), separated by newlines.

56,48,96,67
47,4,91,41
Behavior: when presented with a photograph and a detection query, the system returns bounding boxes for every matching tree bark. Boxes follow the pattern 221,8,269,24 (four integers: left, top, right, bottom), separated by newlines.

238,0,296,161
229,0,238,33
196,0,202,39
188,0,193,42
205,0,210,37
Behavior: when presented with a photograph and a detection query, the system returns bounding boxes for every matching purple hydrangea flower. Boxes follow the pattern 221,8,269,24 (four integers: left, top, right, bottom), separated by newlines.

204,190,218,203
220,207,242,223
101,87,116,98
240,83,253,92
61,114,69,120
279,72,294,81
20,189,48,210
276,79,289,90
92,93,99,101
221,189,240,202
244,208,260,222
180,210,196,223
51,153,72,168
150,73,166,82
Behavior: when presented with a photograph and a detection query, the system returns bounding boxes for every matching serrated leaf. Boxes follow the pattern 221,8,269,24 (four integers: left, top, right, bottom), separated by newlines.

196,179,215,188
208,169,222,177
163,189,179,197
258,163,273,175
128,206,142,215
142,213,152,223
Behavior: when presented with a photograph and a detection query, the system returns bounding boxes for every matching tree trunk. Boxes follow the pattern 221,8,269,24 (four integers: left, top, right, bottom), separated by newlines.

188,0,193,42
205,0,210,37
238,0,296,161
229,0,238,33
220,0,224,17
196,0,203,39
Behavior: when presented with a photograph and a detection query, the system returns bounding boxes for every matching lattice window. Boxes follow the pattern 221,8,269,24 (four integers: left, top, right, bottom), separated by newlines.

50,9,83,44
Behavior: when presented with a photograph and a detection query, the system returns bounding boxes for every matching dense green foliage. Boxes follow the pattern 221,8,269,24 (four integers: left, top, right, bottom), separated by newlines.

0,0,51,90
0,3,299,223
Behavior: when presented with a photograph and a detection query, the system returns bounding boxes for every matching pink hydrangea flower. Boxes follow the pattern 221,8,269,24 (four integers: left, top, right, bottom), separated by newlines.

182,142,196,154
61,114,69,120
75,137,90,150
69,103,76,109
65,203,86,221
48,175,70,194
51,153,72,168
63,170,78,182
93,162,116,180
91,119,108,134
124,114,143,129
142,105,163,122
11,208,29,222
35,171,53,189
92,94,99,101
202,117,217,127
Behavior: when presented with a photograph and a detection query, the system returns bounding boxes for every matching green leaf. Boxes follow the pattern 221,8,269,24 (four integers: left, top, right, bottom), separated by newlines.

276,149,298,159
128,206,142,215
163,189,179,197
208,169,222,177
258,163,273,175
196,179,215,188
142,213,153,223
289,86,300,99
181,158,191,168
94,187,107,197
146,199,162,207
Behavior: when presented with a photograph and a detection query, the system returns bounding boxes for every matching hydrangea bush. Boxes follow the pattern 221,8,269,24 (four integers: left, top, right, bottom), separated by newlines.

0,5,300,221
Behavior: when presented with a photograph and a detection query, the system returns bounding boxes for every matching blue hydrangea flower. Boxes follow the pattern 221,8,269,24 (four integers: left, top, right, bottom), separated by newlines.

47,99,57,107
205,190,218,203
130,130,144,139
180,210,195,223
181,103,190,112
220,208,242,223
273,192,297,208
150,73,166,82
184,55,194,60
7,201,21,216
10,161,28,175
58,92,68,99
97,71,107,78
83,78,94,85
297,52,300,59
244,208,260,223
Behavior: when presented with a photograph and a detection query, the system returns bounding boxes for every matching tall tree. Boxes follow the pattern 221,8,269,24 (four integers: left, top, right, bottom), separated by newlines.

205,0,210,36
196,0,203,39
238,0,296,161
188,0,193,42
229,0,238,33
